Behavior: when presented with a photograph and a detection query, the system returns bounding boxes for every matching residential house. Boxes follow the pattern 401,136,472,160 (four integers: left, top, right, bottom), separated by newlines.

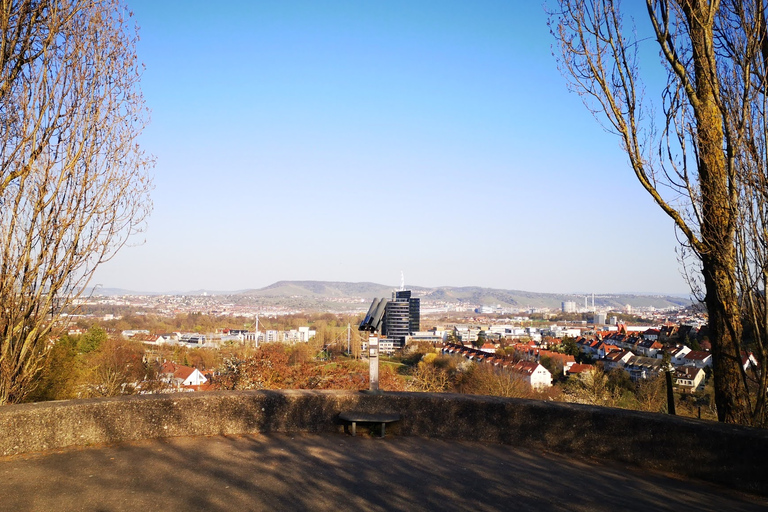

625,356,663,381
480,343,497,354
566,363,594,377
743,352,759,372
674,366,705,393
642,329,661,341
595,342,620,359
544,337,563,349
668,345,692,365
635,339,664,357
455,326,481,344
508,360,552,389
580,339,602,358
602,349,634,371
658,324,678,343
683,350,713,369
140,333,175,346
538,350,576,374
140,334,162,346
160,362,208,388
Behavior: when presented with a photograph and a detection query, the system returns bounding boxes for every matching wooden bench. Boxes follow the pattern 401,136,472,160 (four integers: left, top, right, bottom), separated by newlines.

339,411,400,438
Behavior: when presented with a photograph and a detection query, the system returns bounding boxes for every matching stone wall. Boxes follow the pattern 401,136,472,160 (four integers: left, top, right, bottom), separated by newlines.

2,390,767,496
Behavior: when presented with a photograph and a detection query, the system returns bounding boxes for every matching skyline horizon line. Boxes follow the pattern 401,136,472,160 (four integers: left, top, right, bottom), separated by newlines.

86,279,694,298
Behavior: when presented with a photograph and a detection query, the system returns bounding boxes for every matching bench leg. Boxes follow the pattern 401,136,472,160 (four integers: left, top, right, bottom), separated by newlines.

380,422,385,438
351,421,356,437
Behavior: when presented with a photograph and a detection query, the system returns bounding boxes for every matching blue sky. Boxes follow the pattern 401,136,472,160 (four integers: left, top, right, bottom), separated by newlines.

93,0,689,294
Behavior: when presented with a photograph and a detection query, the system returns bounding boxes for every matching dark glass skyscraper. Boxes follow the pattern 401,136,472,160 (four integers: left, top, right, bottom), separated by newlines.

383,300,410,345
382,289,420,348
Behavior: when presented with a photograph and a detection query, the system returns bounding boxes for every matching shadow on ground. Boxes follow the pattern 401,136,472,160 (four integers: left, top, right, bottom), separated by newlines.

0,433,765,511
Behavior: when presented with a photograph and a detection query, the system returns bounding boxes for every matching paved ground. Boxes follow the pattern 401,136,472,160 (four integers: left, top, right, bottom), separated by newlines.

0,433,765,511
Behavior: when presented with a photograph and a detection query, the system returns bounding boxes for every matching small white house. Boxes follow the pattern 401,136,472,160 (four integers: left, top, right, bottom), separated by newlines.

674,366,706,393
508,361,552,389
602,349,634,371
480,343,497,354
160,362,208,388
683,350,713,369
669,345,692,365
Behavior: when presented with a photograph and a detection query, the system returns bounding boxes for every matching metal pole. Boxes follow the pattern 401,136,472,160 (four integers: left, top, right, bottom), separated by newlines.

369,336,379,392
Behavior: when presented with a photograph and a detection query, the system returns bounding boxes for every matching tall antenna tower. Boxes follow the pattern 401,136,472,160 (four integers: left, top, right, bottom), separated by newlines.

400,270,405,291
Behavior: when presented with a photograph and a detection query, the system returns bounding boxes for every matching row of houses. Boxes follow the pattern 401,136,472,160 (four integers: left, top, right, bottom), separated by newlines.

572,331,763,393
441,344,553,389
448,321,703,347
482,337,712,393
451,324,582,344
588,332,712,364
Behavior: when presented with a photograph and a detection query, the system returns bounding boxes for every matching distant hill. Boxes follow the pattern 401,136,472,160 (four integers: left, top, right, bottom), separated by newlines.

240,281,692,310
86,287,162,296
239,281,399,299
87,287,234,297
89,280,692,310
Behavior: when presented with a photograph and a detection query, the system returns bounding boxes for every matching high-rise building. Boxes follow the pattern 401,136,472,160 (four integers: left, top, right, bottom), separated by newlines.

383,300,410,346
394,289,420,333
394,290,411,301
381,289,420,348
408,297,420,333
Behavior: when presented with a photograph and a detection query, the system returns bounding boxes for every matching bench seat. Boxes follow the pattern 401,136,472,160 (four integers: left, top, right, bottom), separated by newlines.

339,411,400,437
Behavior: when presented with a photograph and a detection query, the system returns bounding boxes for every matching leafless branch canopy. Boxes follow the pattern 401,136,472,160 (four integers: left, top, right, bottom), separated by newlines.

551,0,768,425
0,0,153,404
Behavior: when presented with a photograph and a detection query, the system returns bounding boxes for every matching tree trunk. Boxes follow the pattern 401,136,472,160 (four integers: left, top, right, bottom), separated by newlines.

703,259,753,423
685,2,752,424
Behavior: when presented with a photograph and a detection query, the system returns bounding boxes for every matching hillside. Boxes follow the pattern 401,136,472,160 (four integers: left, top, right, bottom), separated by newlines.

89,280,692,311
240,281,692,310
239,281,399,299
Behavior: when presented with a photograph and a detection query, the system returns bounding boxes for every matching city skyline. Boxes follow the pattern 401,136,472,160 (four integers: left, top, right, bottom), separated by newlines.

92,1,690,295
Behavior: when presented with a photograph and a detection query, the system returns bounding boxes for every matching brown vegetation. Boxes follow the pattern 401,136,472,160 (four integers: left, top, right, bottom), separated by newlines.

214,343,404,392
30,327,154,401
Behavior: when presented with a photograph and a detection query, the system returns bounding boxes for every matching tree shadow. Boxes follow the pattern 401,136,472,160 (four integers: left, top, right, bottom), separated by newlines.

0,433,765,511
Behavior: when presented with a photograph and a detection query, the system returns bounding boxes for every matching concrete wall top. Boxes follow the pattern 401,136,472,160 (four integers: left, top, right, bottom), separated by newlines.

1,390,766,496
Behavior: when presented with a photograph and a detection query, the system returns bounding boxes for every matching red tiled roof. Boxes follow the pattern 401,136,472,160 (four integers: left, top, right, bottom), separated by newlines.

510,360,539,376
567,363,594,374
539,350,575,364
685,350,712,361
160,361,198,381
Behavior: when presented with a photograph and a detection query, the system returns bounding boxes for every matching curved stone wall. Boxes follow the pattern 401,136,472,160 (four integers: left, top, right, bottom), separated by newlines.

1,390,767,496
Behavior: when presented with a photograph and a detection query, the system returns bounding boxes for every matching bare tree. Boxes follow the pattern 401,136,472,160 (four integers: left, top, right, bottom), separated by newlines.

567,367,620,406
551,0,768,426
410,359,453,392
0,0,153,404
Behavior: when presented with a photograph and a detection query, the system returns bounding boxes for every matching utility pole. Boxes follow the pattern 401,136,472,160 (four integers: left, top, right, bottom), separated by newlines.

347,323,351,355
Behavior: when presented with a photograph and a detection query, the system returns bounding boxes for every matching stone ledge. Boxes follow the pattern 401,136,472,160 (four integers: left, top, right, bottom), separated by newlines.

1,390,766,496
